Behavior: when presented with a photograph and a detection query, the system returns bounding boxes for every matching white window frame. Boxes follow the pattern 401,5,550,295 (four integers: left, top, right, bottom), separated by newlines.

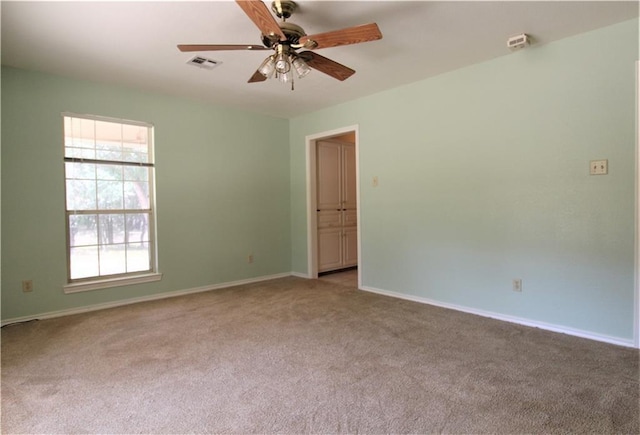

62,112,161,293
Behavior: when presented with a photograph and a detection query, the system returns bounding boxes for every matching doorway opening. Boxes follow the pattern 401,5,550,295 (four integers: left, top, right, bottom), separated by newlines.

306,125,361,288
318,267,359,289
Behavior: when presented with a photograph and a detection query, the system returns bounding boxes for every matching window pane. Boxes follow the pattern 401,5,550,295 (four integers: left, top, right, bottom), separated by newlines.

69,215,98,247
65,162,96,180
69,118,96,149
65,147,96,160
97,180,123,209
126,213,149,243
122,124,148,163
66,180,96,210
96,140,122,152
127,242,150,273
70,246,99,279
124,166,148,182
99,245,126,276
96,164,123,181
123,143,148,155
122,124,147,143
80,119,95,146
95,120,121,146
124,182,149,209
99,214,125,245
95,122,122,159
96,148,123,162
125,152,149,164
64,117,73,147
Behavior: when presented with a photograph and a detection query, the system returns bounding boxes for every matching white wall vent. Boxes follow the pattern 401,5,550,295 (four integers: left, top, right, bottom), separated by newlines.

187,56,221,70
507,33,530,51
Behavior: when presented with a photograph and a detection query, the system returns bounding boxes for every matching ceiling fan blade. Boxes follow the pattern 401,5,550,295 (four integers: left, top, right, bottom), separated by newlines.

248,70,268,83
178,44,269,52
298,51,355,81
236,0,286,41
300,23,382,50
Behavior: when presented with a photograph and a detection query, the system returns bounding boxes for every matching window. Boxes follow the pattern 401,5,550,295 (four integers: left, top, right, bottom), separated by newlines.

63,113,160,292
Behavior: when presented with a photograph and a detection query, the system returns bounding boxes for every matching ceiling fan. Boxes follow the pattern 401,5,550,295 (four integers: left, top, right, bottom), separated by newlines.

177,0,383,89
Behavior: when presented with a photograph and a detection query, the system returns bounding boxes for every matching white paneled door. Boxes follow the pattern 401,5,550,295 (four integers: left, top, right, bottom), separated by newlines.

317,140,358,272
317,142,342,211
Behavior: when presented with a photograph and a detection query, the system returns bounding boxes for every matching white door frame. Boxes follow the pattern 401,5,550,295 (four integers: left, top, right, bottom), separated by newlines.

306,125,361,287
635,61,639,348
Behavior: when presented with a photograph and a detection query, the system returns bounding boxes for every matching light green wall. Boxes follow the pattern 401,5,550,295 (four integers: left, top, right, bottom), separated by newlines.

1,67,291,320
290,19,639,340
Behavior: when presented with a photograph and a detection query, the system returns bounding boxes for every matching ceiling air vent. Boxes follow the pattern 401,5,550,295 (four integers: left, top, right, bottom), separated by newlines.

507,33,530,51
187,56,221,70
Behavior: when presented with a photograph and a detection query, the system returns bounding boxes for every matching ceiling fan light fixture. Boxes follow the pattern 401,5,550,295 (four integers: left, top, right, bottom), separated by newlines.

274,51,291,74
292,55,311,78
277,69,293,84
258,55,276,78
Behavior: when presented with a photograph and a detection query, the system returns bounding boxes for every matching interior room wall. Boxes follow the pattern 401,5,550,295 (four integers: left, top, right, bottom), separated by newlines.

1,66,291,321
290,19,639,343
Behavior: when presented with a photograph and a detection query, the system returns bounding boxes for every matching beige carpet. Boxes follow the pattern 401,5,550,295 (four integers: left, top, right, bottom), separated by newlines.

2,276,638,434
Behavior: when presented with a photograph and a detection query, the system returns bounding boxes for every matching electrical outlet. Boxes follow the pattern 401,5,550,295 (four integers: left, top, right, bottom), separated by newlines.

247,254,254,264
512,279,522,292
22,280,33,293
589,159,608,175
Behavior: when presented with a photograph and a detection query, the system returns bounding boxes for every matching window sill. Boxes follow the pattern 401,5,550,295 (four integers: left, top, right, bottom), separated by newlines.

63,273,163,294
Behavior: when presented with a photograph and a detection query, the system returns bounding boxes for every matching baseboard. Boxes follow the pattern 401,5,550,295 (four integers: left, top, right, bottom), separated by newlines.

6,275,633,348
290,272,310,278
360,285,637,349
1,272,292,327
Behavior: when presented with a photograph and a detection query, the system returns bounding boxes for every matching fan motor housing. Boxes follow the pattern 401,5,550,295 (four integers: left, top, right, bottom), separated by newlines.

262,22,306,48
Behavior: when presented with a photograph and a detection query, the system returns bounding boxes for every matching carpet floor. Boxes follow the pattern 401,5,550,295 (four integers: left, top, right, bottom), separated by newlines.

2,276,638,434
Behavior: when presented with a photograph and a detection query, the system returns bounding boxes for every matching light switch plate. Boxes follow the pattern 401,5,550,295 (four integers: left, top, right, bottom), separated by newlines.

589,159,608,175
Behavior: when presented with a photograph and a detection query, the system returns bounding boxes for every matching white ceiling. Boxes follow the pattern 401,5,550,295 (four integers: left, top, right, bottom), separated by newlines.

1,1,638,119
